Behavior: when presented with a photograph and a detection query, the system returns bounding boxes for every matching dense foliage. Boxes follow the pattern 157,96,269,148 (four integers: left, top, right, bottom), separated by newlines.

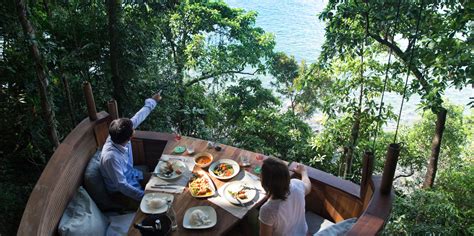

0,0,472,235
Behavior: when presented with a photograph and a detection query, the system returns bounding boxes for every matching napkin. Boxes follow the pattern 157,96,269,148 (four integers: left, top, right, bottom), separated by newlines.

145,155,196,194
208,171,266,219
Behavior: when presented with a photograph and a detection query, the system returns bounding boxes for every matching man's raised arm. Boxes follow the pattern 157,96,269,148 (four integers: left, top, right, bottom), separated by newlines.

131,92,162,129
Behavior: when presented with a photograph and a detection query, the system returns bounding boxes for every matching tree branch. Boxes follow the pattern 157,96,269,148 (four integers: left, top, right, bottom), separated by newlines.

369,32,430,92
394,164,415,180
185,69,258,87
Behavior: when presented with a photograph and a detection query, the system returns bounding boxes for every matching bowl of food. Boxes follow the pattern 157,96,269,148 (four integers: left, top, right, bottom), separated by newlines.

193,152,214,168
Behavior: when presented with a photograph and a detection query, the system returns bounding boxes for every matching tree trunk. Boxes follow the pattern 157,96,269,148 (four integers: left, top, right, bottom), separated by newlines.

422,108,447,189
339,147,349,176
344,112,360,178
60,74,76,128
106,0,125,113
16,0,60,148
176,66,186,133
344,73,364,179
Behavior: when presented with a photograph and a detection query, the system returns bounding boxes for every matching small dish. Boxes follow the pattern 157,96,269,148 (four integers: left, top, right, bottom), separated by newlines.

183,206,217,229
209,159,240,180
193,152,214,168
154,160,186,180
223,181,257,204
140,192,174,214
173,146,186,154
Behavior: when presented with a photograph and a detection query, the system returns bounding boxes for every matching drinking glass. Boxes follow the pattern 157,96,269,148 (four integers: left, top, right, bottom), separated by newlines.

174,133,181,142
186,146,195,155
166,200,177,231
171,127,181,142
240,155,250,167
254,155,265,174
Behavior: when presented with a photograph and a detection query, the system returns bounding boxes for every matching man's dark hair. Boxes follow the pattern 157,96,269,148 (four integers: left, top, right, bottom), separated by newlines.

109,118,133,144
261,157,290,200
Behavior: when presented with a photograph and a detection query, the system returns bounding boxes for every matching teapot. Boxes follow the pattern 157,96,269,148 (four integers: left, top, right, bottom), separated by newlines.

134,214,172,236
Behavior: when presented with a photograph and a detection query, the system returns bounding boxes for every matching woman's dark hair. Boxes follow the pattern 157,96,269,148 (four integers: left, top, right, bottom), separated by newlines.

109,118,133,144
261,157,290,200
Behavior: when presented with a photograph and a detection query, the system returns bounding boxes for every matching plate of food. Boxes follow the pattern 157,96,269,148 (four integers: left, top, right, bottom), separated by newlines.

209,159,240,180
223,181,257,204
154,160,186,180
183,206,217,229
140,192,174,214
188,171,216,198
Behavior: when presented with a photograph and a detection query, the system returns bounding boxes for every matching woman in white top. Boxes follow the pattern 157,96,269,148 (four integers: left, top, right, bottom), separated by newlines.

259,158,311,236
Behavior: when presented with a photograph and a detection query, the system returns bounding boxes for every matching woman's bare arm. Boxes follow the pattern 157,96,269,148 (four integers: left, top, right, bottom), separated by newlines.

260,221,273,236
293,163,311,195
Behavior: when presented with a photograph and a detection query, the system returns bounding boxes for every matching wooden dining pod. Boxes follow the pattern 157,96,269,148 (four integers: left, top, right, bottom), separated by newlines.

17,83,398,235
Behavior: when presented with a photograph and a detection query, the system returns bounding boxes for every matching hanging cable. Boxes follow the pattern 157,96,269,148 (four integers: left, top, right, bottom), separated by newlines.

371,0,402,150
394,0,425,143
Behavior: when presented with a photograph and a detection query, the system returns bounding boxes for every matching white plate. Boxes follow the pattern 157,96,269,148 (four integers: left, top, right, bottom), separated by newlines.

208,159,240,180
188,171,216,198
223,181,257,204
154,160,186,180
183,206,217,229
140,192,174,214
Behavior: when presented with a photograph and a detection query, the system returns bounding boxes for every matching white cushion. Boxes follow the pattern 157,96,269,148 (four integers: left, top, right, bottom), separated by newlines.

314,217,357,236
58,186,109,236
306,211,335,234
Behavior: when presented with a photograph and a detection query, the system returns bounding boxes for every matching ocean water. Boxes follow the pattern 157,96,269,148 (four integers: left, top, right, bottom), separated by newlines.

225,0,473,130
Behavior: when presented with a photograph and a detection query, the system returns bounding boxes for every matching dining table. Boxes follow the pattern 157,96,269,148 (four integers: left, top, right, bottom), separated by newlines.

127,134,276,236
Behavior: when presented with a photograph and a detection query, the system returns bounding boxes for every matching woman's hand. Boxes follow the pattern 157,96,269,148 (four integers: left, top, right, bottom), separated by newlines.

293,163,307,175
293,163,311,195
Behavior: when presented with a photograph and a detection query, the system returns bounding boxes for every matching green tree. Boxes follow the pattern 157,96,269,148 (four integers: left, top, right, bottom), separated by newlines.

319,0,473,187
215,78,313,161
148,0,275,132
306,48,400,179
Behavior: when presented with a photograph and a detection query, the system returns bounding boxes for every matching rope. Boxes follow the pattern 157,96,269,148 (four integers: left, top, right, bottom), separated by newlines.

394,0,425,143
372,0,402,150
357,0,369,123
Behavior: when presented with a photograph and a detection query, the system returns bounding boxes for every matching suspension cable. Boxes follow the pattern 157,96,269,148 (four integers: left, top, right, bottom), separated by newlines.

371,0,402,150
394,0,425,143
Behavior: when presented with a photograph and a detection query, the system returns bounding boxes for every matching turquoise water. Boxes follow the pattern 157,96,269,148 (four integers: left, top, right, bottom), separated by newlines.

226,0,326,63
225,0,473,130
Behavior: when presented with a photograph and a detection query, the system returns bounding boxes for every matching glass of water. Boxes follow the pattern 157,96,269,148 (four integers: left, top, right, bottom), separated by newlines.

240,155,250,167
166,201,177,231
186,146,195,155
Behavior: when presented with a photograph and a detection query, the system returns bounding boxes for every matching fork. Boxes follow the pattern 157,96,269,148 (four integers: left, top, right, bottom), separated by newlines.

243,186,261,192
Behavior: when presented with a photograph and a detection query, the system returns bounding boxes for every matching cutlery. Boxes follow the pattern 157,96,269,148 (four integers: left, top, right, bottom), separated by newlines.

234,195,248,210
153,184,179,187
243,186,261,192
151,186,180,190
